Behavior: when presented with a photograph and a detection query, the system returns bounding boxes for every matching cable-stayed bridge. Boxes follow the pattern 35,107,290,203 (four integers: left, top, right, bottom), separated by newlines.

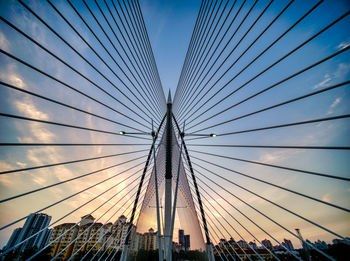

0,0,349,260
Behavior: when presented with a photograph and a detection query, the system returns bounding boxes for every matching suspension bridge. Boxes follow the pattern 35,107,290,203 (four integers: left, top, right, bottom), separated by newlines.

0,0,349,260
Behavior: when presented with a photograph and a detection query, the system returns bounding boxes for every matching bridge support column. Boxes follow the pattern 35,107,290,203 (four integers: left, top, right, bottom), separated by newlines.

206,243,215,261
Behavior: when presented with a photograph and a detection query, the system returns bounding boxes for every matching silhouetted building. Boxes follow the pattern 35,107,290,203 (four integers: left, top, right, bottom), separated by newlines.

173,242,182,252
237,240,249,248
282,239,294,250
179,229,184,247
219,239,227,248
333,238,350,245
314,240,328,250
262,239,273,250
249,241,257,250
305,239,313,250
16,213,51,252
184,234,190,251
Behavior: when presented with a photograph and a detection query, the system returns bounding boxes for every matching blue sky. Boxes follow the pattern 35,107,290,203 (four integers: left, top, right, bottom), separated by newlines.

0,0,349,251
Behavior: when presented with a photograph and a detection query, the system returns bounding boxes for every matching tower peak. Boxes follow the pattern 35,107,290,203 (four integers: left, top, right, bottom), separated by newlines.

167,90,172,104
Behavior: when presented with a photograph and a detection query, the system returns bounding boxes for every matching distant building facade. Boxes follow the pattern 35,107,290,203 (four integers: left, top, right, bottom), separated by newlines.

4,227,22,250
282,239,294,251
143,228,158,251
47,214,139,259
237,240,249,249
15,213,51,252
262,239,273,250
49,223,79,260
249,241,258,250
178,229,184,247
184,234,190,251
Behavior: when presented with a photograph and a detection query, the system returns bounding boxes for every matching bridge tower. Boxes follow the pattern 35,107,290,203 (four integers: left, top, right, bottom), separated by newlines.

164,91,173,260
121,92,214,261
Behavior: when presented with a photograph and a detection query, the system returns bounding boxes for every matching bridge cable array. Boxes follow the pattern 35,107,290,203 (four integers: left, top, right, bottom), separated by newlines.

0,0,349,260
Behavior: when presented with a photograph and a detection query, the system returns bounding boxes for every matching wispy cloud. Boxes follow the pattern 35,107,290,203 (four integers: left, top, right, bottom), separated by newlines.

0,63,27,90
337,41,350,50
312,74,331,89
321,193,332,203
0,32,10,51
0,161,15,186
259,150,299,164
327,97,341,115
14,97,49,121
15,161,27,168
312,62,350,90
330,97,341,108
334,63,350,79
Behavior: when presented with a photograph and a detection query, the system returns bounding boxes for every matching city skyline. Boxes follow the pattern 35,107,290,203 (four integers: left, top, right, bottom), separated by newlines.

3,211,349,261
3,211,347,252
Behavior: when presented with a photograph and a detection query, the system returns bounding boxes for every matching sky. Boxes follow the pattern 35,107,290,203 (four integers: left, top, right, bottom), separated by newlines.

0,0,349,253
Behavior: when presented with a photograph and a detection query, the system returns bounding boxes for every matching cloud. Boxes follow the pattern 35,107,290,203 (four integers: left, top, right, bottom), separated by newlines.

321,193,332,203
14,97,49,120
0,161,13,172
337,41,350,50
259,150,299,164
334,63,350,79
327,97,341,115
0,161,15,186
8,80,55,144
16,161,27,168
32,176,47,186
0,63,27,90
330,97,341,108
312,63,350,90
0,32,10,52
312,74,331,89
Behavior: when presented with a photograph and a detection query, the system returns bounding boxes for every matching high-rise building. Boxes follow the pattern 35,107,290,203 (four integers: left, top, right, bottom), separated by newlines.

80,214,95,226
4,227,22,250
16,213,51,252
85,222,104,253
49,223,79,260
72,215,95,254
184,234,190,251
178,229,184,247
143,228,158,250
113,215,127,248
113,215,136,249
96,223,113,252
41,229,52,248
130,232,144,252
101,231,115,255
